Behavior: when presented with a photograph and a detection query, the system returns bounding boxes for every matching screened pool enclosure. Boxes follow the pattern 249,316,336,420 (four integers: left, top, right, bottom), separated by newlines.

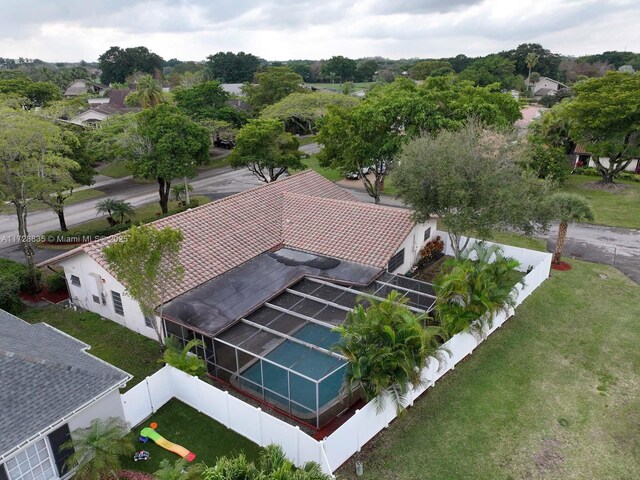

164,274,437,429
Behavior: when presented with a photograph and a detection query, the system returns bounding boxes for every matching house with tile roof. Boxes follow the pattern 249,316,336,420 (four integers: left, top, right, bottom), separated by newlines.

0,309,130,480
42,171,437,427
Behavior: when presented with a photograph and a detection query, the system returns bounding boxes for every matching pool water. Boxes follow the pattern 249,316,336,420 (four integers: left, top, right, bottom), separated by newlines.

239,324,346,413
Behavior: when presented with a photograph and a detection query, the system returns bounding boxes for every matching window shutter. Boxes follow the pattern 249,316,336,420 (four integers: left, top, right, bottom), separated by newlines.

47,424,73,476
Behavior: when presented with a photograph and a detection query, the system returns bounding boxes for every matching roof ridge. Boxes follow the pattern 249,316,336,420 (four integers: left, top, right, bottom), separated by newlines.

282,190,413,214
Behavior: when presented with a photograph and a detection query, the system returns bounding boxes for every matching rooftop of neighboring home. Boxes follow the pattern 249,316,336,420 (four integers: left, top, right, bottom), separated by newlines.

0,309,130,459
63,78,108,97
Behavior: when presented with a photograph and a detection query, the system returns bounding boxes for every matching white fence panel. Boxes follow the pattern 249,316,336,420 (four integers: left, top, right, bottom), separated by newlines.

225,396,263,444
146,368,174,410
121,381,153,427
298,432,325,469
259,414,301,463
197,382,230,426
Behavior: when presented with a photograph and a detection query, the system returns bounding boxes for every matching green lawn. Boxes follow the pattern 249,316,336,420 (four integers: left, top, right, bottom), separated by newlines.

338,259,640,479
19,306,160,391
67,196,211,235
301,156,343,182
563,174,640,230
0,188,105,215
121,399,261,472
99,163,133,178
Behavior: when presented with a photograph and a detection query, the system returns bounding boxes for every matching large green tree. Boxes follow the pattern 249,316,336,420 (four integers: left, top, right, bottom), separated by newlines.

104,225,184,344
98,46,164,85
173,80,227,118
355,59,379,82
228,118,303,182
0,107,78,289
459,55,522,90
0,73,61,108
392,122,552,257
260,91,359,134
242,66,304,112
409,60,453,80
204,51,261,83
564,71,640,183
321,56,357,82
501,43,561,79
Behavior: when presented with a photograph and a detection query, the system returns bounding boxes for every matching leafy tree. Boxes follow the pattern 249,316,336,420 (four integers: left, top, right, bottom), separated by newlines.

409,60,453,80
124,74,165,108
525,125,570,183
533,102,575,154
549,193,594,264
355,59,379,82
577,50,640,70
261,91,359,134
501,43,561,79
459,55,522,90
204,51,261,83
98,46,163,85
0,74,61,107
434,243,523,338
242,66,305,112
321,55,357,82
61,417,134,480
392,122,552,257
564,72,640,183
103,225,184,344
335,291,443,413
173,80,229,120
161,336,206,376
96,198,134,226
287,60,313,81
0,107,78,290
229,118,303,182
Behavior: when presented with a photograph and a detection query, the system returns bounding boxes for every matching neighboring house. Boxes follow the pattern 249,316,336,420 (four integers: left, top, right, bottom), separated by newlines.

63,79,108,98
571,144,640,173
0,309,130,480
42,171,437,428
226,98,251,112
526,76,567,97
221,83,244,96
66,89,138,127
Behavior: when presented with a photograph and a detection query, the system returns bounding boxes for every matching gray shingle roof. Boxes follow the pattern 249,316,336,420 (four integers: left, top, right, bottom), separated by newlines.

0,309,130,459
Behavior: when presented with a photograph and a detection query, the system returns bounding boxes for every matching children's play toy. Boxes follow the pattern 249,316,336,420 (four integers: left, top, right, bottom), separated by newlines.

140,425,196,462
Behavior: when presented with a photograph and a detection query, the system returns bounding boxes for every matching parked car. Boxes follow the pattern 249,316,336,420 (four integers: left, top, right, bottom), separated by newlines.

345,165,374,180
213,136,236,149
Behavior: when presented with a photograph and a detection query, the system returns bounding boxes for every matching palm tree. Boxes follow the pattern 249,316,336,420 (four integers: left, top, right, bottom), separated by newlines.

61,417,133,480
154,459,203,480
161,336,206,376
96,198,134,226
171,183,194,204
334,291,443,412
132,75,164,108
526,53,539,89
550,193,594,264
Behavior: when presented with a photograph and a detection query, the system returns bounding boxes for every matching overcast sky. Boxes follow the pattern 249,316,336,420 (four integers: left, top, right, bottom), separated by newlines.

1,0,638,62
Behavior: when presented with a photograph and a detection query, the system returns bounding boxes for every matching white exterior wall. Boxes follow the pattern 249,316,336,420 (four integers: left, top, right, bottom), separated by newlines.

67,389,126,432
587,157,639,173
59,252,161,340
532,77,563,94
388,219,438,275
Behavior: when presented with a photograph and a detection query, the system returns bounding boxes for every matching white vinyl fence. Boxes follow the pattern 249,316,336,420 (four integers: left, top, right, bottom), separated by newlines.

120,234,552,476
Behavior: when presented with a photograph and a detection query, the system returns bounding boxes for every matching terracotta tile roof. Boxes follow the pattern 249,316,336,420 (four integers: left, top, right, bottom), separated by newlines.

573,144,591,155
45,171,415,301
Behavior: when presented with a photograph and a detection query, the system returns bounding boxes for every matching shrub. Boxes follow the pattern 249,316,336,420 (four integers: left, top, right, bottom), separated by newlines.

0,271,22,314
0,258,40,293
161,337,206,376
45,273,68,294
419,236,444,261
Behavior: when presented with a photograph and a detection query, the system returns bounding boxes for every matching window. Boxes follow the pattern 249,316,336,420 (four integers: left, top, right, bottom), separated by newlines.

92,294,100,304
423,227,431,241
5,439,56,480
144,315,155,329
70,275,81,287
111,291,124,316
387,248,405,272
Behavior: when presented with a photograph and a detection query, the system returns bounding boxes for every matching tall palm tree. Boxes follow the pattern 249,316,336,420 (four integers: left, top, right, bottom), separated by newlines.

134,75,165,108
61,417,133,480
550,192,594,264
526,53,539,89
334,291,443,412
96,198,134,226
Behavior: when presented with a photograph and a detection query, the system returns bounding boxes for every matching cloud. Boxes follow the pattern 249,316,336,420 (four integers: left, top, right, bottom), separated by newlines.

0,0,638,61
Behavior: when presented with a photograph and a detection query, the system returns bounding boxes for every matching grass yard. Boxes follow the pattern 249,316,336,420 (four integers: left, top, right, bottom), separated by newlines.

301,156,343,182
99,163,133,178
67,196,211,235
0,188,105,215
121,399,261,472
20,306,160,391
563,174,640,230
338,259,640,479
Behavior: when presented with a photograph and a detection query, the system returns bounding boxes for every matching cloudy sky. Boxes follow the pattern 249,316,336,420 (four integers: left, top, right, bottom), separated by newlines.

1,0,638,62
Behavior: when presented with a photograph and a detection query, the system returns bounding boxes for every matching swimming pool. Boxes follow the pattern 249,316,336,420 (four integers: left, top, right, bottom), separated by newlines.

239,323,346,414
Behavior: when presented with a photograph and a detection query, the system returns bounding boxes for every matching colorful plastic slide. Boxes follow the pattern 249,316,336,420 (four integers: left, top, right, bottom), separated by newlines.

140,427,196,462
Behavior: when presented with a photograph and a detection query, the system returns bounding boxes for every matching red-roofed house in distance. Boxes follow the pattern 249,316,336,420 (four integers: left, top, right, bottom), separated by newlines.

42,170,438,429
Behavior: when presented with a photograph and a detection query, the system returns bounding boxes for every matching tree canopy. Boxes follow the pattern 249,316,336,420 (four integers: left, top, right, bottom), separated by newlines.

98,46,164,85
0,73,61,108
260,91,359,134
409,60,454,80
459,55,522,90
392,122,552,257
242,66,305,112
321,55,357,82
204,51,261,83
228,118,303,182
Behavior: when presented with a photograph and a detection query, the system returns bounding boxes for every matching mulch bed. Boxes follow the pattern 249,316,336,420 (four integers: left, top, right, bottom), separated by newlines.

581,181,628,193
118,470,155,480
19,286,68,304
551,261,572,271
